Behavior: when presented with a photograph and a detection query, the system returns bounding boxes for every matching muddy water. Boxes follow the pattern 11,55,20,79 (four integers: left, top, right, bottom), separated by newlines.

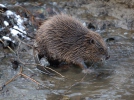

0,0,134,100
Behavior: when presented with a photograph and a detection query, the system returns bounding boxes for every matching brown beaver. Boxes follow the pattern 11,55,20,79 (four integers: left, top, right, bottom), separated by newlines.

35,14,110,70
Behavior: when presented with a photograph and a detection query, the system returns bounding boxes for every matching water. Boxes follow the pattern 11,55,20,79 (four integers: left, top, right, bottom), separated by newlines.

0,0,134,100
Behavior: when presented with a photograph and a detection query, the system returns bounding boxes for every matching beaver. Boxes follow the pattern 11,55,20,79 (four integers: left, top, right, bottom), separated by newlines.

35,14,110,70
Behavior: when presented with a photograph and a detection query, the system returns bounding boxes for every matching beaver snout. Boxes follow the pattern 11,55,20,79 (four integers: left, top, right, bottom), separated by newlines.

105,55,110,60
100,54,110,62
105,47,110,60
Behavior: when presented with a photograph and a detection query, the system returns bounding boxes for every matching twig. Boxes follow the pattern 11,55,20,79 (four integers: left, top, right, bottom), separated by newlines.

16,5,32,16
0,39,16,54
20,73,40,85
0,66,23,90
42,65,65,77
0,74,19,90
13,27,34,39
14,36,33,48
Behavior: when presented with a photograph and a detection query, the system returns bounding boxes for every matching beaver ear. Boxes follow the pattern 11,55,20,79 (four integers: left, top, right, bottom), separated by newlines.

88,38,95,44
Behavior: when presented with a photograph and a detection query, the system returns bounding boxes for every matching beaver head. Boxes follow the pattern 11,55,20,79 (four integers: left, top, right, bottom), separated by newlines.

83,31,109,63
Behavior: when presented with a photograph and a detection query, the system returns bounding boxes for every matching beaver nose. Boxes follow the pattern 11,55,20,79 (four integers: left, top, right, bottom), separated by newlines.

105,47,110,60
105,55,110,60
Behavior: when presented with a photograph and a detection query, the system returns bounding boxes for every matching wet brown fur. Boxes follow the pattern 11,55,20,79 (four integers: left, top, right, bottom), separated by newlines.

36,14,109,69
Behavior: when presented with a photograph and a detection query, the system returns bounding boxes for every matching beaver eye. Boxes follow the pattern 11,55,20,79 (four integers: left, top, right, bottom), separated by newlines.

99,48,104,52
88,39,95,44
